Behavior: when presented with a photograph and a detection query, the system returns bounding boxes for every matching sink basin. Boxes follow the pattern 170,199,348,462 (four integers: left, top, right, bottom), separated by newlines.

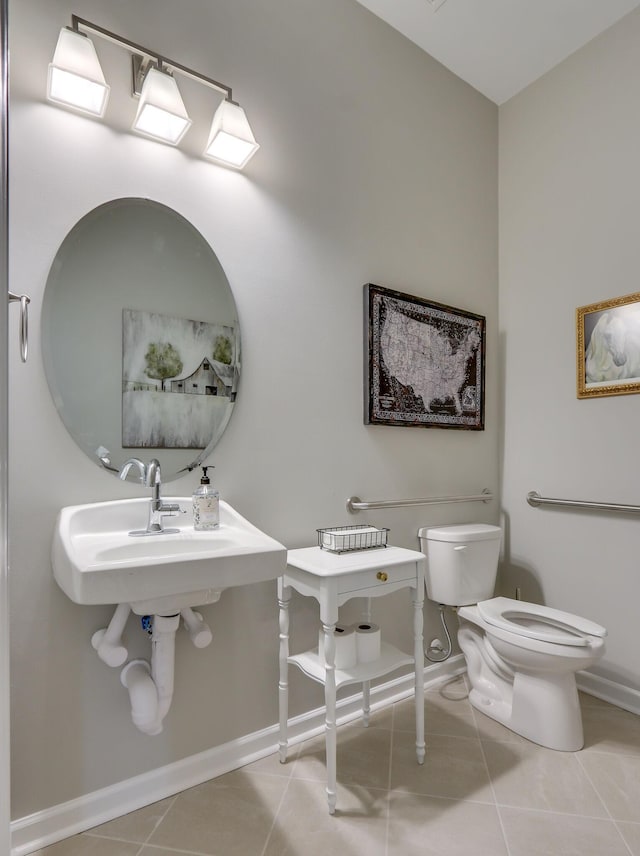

52,497,287,612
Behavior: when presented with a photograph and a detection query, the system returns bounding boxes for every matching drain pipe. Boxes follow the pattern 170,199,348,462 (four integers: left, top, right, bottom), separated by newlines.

120,660,159,734
181,606,213,648
96,606,214,735
92,603,131,667
120,613,180,735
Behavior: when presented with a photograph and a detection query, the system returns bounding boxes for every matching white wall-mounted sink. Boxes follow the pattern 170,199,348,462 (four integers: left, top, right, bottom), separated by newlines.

52,497,287,613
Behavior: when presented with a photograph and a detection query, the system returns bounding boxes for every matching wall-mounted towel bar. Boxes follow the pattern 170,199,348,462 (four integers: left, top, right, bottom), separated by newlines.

527,490,640,515
347,489,492,514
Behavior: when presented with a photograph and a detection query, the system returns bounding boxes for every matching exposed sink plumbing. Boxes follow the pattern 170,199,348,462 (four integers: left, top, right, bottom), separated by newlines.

119,457,182,536
93,602,217,735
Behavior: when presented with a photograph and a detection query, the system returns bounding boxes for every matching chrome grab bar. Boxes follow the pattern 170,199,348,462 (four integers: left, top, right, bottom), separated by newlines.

347,488,493,513
8,292,30,363
527,490,640,515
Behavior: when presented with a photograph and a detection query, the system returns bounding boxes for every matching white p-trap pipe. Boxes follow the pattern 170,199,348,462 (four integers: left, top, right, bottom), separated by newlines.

120,613,181,735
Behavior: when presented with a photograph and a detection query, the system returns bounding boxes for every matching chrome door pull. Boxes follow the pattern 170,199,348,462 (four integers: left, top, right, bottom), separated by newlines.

8,292,30,362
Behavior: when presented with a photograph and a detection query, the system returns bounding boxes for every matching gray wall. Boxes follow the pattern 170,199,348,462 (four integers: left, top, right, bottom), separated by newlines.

9,0,498,818
500,9,640,692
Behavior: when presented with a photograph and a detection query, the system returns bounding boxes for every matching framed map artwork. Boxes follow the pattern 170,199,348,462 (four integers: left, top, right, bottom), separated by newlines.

364,283,485,430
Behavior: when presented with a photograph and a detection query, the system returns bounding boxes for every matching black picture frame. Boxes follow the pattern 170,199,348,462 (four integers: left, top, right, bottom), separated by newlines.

364,283,485,430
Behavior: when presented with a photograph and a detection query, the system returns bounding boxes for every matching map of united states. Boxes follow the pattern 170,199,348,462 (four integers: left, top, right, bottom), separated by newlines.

380,305,480,415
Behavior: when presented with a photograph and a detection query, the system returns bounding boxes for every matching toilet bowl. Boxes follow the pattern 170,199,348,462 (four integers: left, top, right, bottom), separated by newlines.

418,524,607,751
459,597,606,750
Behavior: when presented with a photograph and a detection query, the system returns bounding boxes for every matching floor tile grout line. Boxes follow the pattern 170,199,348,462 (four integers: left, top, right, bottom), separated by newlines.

573,750,635,855
615,820,638,854
387,791,501,807
82,792,181,850
383,700,396,856
573,752,633,856
259,764,294,856
84,832,150,844
288,773,390,791
489,802,632,822
133,842,223,856
580,747,640,760
84,830,215,856
616,821,640,855
462,682,513,852
573,751,617,822
142,793,180,847
476,726,513,856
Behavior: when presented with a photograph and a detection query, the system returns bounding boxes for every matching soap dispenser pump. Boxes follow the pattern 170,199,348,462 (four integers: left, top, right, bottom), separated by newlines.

192,466,220,531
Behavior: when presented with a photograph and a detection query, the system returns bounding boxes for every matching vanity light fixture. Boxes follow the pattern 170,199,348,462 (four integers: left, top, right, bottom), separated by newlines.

47,27,110,117
46,15,259,168
204,100,259,169
132,64,192,146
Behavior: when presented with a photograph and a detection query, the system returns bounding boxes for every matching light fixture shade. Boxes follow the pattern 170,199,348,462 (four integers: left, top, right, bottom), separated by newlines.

132,66,192,146
47,27,110,117
204,100,259,169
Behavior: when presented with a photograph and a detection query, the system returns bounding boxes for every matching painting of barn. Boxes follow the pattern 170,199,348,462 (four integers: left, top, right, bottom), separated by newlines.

122,309,239,448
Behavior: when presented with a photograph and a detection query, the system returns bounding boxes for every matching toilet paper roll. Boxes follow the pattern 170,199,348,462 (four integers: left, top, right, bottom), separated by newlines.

318,623,357,669
355,622,381,663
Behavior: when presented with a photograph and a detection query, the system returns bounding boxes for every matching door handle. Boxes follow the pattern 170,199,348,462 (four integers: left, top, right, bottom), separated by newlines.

8,292,30,362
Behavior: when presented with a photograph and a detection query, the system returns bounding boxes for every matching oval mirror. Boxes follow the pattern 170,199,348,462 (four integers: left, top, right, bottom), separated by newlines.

41,198,240,481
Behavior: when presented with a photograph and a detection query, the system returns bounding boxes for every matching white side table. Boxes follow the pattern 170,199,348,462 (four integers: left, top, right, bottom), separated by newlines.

278,545,425,814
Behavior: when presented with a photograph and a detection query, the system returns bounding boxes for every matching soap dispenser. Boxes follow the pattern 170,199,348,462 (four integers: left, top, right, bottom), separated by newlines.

192,466,220,530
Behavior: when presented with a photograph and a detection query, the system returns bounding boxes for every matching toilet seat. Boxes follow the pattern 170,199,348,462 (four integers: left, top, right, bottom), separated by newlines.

477,597,607,647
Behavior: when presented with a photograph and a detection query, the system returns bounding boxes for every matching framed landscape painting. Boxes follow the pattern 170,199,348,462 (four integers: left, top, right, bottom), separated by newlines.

122,309,238,448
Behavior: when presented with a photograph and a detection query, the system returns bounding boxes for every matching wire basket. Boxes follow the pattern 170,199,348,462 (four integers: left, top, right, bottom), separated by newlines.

317,524,389,554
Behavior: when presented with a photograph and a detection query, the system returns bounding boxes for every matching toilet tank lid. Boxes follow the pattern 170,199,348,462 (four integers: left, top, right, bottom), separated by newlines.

418,523,502,543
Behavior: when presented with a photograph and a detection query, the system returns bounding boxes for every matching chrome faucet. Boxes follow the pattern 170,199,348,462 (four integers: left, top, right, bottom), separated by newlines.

119,457,182,536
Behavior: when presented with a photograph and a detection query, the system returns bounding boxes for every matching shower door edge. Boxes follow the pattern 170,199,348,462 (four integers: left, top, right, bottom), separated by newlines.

1,0,11,850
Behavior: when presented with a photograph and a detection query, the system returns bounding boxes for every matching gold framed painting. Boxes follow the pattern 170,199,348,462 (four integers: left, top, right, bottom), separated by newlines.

577,291,640,399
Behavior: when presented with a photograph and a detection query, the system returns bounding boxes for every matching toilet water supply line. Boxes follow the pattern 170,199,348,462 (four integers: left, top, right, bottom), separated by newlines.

425,590,523,663
92,604,214,735
426,603,454,663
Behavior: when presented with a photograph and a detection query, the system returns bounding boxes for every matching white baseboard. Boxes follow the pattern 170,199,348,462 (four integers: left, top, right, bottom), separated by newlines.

577,670,640,715
11,656,465,856
15,660,635,855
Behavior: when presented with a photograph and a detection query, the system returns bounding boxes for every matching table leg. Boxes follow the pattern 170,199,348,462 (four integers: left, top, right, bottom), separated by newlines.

277,580,292,764
362,597,372,727
413,585,425,764
362,680,371,727
322,619,338,814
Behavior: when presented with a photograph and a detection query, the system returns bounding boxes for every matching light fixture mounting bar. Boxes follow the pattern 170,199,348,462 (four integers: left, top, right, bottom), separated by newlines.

70,14,235,103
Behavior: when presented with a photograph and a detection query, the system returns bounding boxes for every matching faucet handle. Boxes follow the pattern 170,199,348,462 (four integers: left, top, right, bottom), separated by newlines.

159,503,182,521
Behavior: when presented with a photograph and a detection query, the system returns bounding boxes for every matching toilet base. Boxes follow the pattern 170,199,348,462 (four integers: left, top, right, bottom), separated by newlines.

468,668,584,751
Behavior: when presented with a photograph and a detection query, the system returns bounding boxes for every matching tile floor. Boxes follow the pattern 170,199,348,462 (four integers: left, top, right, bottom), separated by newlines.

32,678,640,856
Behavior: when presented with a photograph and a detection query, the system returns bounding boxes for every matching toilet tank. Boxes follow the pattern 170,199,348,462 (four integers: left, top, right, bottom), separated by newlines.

418,523,501,606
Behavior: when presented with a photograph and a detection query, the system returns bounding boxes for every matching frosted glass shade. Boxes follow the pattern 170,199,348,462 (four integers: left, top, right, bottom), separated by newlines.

132,66,192,145
204,100,259,169
47,28,110,117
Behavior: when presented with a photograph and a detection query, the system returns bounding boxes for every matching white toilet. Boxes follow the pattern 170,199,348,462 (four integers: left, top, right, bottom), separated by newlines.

418,523,607,751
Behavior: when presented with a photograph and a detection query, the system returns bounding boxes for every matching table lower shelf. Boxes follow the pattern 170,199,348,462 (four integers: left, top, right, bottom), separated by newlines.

288,641,415,690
